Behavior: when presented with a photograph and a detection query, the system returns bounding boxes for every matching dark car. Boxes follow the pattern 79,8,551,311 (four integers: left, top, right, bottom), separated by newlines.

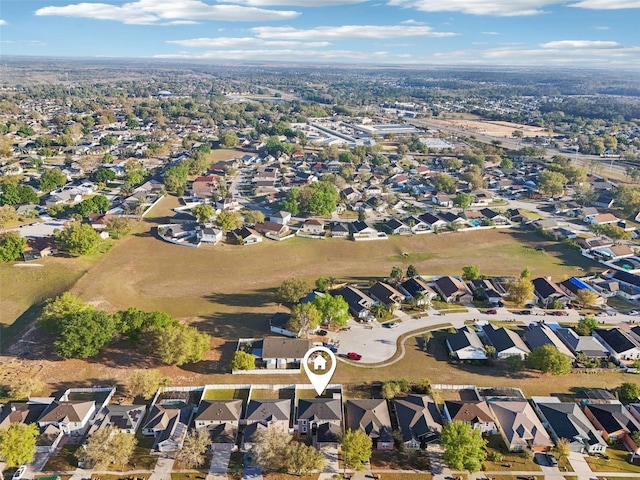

520,310,532,315
346,352,362,360
316,329,328,336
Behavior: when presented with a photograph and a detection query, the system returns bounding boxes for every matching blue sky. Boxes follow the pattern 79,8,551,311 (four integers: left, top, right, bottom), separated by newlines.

1,0,640,67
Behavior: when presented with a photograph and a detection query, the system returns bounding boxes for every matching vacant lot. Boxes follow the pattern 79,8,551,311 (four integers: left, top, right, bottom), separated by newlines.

69,196,598,340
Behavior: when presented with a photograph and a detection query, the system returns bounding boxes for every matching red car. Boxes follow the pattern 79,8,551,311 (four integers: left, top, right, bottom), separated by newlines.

346,352,362,360
550,311,566,316
486,309,498,315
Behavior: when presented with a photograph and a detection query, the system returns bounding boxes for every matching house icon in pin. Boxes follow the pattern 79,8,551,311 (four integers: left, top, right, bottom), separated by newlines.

311,354,327,371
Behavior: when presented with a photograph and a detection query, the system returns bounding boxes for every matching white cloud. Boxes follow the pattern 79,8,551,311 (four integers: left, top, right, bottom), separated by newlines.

154,47,411,61
167,37,330,47
540,40,620,48
481,31,500,35
225,0,365,5
387,0,563,16
593,25,611,29
401,19,426,24
252,24,457,40
35,0,299,24
0,19,7,26
569,0,640,9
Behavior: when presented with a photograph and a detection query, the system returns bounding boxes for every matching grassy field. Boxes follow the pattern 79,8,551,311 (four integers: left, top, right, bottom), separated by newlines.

585,447,640,473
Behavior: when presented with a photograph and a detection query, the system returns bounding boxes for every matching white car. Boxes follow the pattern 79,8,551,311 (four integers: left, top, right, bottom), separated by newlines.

12,466,27,480
628,310,640,316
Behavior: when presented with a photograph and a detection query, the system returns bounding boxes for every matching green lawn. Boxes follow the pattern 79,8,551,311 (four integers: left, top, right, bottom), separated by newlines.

482,435,541,472
585,447,640,473
203,388,250,403
42,445,79,471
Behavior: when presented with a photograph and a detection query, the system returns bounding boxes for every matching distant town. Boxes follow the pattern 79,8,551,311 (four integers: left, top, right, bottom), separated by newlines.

1,60,640,480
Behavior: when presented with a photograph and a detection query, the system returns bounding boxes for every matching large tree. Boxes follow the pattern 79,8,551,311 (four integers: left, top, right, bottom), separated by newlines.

152,323,210,365
38,292,89,333
313,293,349,328
339,429,372,470
525,345,572,375
215,211,243,231
192,204,215,224
128,369,166,400
0,232,26,262
284,440,325,475
276,278,311,304
453,193,473,210
0,423,39,467
54,309,117,358
76,427,136,470
619,382,640,401
251,426,292,472
54,223,102,256
230,350,256,371
462,265,481,280
432,173,457,194
538,171,567,198
176,430,210,468
575,289,599,308
575,316,598,336
243,209,265,225
441,420,487,473
507,276,534,307
0,183,38,205
287,303,322,338
39,167,67,192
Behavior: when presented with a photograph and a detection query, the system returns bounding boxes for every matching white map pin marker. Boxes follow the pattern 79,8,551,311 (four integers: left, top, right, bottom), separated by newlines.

302,346,337,396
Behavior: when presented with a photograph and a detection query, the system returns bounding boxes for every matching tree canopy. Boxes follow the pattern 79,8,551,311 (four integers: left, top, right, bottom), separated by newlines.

312,293,349,328
54,309,117,358
619,382,640,401
151,323,210,366
441,420,487,473
39,167,67,192
54,222,102,256
339,429,373,470
76,426,136,470
575,316,598,336
0,183,37,205
0,232,26,262
276,278,311,304
507,276,534,307
215,211,243,231
462,265,481,280
0,423,39,467
287,303,321,338
231,350,256,371
128,369,166,400
176,430,210,468
525,344,572,375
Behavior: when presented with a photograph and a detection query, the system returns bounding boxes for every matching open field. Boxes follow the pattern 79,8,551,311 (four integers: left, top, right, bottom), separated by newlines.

68,196,598,336
428,117,549,138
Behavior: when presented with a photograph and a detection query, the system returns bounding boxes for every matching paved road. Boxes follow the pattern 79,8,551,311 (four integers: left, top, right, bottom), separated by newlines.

333,305,630,365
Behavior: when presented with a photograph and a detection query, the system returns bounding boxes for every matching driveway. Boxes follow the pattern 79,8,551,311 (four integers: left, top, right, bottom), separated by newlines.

568,451,594,479
321,446,339,474
209,444,233,473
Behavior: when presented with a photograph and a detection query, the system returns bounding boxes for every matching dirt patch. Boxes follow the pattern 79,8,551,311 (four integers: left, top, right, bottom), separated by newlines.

428,117,549,138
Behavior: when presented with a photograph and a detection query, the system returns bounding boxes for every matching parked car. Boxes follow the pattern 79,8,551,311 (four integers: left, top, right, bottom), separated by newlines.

486,309,498,315
550,311,566,316
316,329,328,336
385,322,399,328
546,453,558,466
628,310,640,316
12,466,27,480
346,352,362,360
520,310,532,315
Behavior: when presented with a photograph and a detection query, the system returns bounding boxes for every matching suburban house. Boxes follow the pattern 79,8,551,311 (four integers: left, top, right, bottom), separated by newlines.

531,397,606,454
242,398,292,449
522,323,576,359
446,326,487,361
345,399,394,450
559,277,606,305
583,402,640,453
329,222,350,238
433,276,473,304
350,221,384,240
254,221,290,238
194,399,242,448
442,400,497,434
337,286,376,320
593,328,640,363
394,394,443,449
191,174,221,198
260,337,312,370
198,227,223,245
532,277,571,307
300,218,325,235
400,277,437,305
555,327,609,359
0,401,49,430
194,400,242,430
96,404,147,434
368,281,404,308
296,397,343,447
406,215,431,234
481,324,530,359
488,401,553,452
469,279,505,304
384,218,411,235
37,400,96,437
269,312,298,338
142,404,192,452
232,226,263,245
479,208,510,225
419,212,447,230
